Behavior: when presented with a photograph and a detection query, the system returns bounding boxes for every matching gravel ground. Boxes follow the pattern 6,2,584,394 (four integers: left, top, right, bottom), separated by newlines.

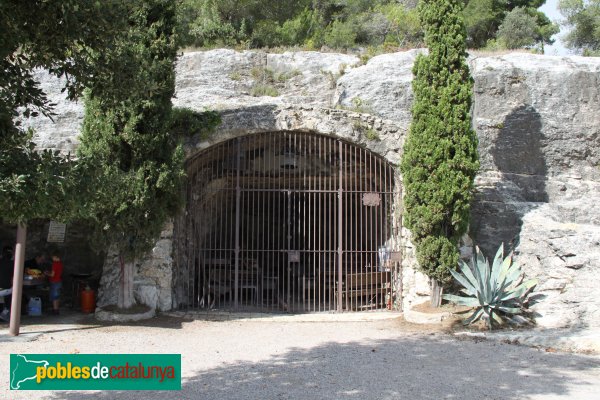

1,311,599,400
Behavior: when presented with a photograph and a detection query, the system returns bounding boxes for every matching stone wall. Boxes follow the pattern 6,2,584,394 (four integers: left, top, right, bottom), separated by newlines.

96,222,174,312
23,49,600,329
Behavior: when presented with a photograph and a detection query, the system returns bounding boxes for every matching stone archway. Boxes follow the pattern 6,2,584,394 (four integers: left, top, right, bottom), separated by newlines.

173,130,403,312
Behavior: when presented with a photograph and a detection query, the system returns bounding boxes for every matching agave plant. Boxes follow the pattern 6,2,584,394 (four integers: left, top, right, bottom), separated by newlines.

443,243,538,330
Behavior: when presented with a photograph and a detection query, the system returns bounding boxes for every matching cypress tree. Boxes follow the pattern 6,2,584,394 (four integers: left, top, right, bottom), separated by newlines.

400,0,479,299
78,1,184,309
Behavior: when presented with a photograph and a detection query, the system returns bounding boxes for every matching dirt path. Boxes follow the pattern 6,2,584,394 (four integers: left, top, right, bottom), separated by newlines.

1,312,599,399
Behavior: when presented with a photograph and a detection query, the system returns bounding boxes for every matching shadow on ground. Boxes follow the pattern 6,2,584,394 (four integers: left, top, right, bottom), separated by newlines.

0,311,191,340
52,335,599,400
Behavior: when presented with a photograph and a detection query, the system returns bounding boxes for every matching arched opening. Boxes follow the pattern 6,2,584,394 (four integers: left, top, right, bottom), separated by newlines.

174,131,401,312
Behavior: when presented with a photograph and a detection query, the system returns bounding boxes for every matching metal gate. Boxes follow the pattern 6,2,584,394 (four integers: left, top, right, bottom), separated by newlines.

174,131,401,312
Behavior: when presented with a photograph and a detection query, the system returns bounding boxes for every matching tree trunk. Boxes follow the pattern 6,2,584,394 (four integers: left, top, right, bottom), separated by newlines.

117,255,135,309
430,279,443,308
9,223,27,336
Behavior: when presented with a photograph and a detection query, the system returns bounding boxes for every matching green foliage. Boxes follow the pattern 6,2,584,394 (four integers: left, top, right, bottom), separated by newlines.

497,7,542,49
352,121,379,140
247,66,298,96
443,244,539,330
251,20,284,48
174,0,559,51
0,128,81,223
175,0,425,50
462,0,553,49
496,7,559,50
251,66,275,82
400,0,480,285
276,69,302,82
78,1,184,261
376,3,424,48
350,97,374,114
250,84,279,97
177,0,313,48
0,0,130,224
324,19,358,49
364,129,381,141
229,71,242,81
169,108,222,139
559,0,600,56
278,8,318,46
462,0,507,48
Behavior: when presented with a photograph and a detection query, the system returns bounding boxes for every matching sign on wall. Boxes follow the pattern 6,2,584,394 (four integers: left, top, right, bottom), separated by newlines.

47,221,66,243
362,193,381,207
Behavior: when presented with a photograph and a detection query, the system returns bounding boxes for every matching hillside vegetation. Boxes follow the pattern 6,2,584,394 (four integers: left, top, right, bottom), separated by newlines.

176,0,557,53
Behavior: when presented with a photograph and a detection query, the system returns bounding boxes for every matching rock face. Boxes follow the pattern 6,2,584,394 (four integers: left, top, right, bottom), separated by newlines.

24,49,600,330
96,223,174,312
468,54,600,329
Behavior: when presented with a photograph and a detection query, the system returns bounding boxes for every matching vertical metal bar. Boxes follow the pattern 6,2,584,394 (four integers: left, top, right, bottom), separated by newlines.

323,135,327,311
224,141,229,308
335,139,340,312
189,162,194,309
234,138,241,308
324,135,330,311
194,159,199,310
275,133,281,311
316,135,321,311
261,145,267,310
302,133,307,311
337,140,343,312
221,142,227,309
307,138,314,311
286,189,291,310
369,150,374,309
250,140,255,308
334,137,339,310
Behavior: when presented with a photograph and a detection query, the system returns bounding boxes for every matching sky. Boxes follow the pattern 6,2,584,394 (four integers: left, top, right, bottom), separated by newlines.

539,0,574,56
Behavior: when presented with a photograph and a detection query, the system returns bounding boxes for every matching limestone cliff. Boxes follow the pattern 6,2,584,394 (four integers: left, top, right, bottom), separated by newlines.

22,49,600,329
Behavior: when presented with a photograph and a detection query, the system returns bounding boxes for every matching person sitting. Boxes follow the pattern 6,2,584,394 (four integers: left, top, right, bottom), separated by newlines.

0,246,14,321
24,254,47,276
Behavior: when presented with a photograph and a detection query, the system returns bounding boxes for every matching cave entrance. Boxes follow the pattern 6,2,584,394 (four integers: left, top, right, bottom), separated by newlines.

174,131,401,312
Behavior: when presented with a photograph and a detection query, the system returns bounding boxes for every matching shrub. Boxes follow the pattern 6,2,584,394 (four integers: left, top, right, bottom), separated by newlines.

279,8,314,46
251,20,283,48
324,20,357,49
251,66,276,83
169,108,221,139
377,3,424,48
443,244,540,330
250,84,279,97
497,7,539,49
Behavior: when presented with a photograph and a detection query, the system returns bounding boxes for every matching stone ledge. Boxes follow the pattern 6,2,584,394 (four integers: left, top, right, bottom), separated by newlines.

95,306,155,322
403,306,453,324
455,328,600,355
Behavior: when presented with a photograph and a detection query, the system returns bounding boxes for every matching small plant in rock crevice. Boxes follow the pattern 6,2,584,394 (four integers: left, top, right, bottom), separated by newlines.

249,66,299,96
443,243,541,330
250,84,279,97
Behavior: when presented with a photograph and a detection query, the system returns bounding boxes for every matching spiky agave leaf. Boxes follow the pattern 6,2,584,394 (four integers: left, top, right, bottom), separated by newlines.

443,294,481,307
490,244,505,292
449,263,477,296
463,307,484,325
443,243,539,329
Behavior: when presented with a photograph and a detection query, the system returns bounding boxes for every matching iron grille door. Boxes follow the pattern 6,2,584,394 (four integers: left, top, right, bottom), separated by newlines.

175,131,399,312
